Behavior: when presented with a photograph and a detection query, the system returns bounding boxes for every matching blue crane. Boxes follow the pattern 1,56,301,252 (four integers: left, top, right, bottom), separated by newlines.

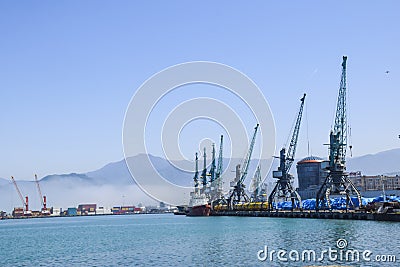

209,144,216,183
316,56,362,210
201,147,207,190
211,135,225,207
216,135,224,182
228,124,259,208
268,94,306,210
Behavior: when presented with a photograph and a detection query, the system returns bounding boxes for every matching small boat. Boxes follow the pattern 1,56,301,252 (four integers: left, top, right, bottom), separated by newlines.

173,205,188,215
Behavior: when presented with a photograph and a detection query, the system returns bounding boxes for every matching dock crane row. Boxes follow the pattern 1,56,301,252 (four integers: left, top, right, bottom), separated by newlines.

191,57,364,214
208,135,224,202
9,175,50,217
268,94,306,210
316,56,362,210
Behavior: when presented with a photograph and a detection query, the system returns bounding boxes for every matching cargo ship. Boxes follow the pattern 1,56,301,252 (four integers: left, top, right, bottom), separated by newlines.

187,191,211,216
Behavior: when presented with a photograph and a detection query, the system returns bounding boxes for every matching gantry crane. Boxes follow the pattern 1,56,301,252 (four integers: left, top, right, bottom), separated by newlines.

268,94,306,210
228,124,259,208
34,174,49,214
316,56,362,210
11,176,29,214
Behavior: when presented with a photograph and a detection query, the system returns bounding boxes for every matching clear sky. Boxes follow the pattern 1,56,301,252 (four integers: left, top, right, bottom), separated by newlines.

1,1,399,179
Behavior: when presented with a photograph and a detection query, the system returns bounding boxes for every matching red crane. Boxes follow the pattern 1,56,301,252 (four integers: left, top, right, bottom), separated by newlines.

11,176,29,212
35,174,46,209
34,174,49,215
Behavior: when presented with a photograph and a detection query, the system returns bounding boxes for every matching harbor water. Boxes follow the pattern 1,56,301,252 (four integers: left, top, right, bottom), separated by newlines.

1,214,399,266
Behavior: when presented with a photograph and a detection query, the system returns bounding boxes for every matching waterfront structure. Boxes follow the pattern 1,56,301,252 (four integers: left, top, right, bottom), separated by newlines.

67,207,77,216
296,156,328,199
349,172,400,197
77,204,97,215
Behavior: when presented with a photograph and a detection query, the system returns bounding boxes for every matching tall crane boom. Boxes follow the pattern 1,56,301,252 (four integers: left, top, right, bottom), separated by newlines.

34,174,47,210
228,124,259,207
316,56,362,210
35,174,44,206
285,93,306,173
216,135,224,192
201,147,207,188
193,152,199,188
209,144,216,183
269,94,305,210
11,176,28,211
210,135,224,204
331,56,348,166
239,124,259,185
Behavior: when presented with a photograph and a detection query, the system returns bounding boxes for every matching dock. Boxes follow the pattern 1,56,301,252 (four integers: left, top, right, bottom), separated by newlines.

210,210,400,222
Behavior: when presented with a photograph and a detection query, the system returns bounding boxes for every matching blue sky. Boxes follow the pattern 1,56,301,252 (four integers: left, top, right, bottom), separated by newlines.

1,1,399,179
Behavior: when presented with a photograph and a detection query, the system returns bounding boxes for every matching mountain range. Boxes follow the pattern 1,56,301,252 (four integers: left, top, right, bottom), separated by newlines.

0,148,399,213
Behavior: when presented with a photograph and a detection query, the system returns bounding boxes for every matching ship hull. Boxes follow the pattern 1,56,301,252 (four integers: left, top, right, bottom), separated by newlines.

187,204,211,216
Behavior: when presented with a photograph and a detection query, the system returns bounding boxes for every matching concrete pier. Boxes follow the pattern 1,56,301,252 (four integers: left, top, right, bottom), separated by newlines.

210,210,400,222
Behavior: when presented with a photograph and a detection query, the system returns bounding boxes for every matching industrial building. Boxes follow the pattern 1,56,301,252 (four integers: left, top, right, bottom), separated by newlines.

296,156,328,199
77,204,97,215
349,172,400,197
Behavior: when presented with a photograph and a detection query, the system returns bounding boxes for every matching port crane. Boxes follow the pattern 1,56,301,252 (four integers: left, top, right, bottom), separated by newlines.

209,144,216,183
228,124,259,208
216,135,224,183
268,94,306,210
316,56,362,210
211,135,226,207
11,176,29,214
193,152,199,190
250,165,262,202
200,147,207,193
34,174,50,215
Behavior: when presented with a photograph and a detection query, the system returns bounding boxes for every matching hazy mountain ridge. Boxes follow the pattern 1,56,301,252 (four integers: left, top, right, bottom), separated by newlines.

0,178,10,186
346,148,400,176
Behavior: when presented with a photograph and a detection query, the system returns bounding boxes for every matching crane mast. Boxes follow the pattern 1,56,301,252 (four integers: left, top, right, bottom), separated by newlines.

35,174,48,212
268,94,306,210
316,56,362,210
228,124,259,208
193,152,199,190
11,176,28,212
201,147,207,190
210,135,225,207
209,144,216,183
216,135,223,179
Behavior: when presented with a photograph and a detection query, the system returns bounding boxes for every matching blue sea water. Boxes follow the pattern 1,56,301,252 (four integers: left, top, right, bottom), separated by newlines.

1,214,399,266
